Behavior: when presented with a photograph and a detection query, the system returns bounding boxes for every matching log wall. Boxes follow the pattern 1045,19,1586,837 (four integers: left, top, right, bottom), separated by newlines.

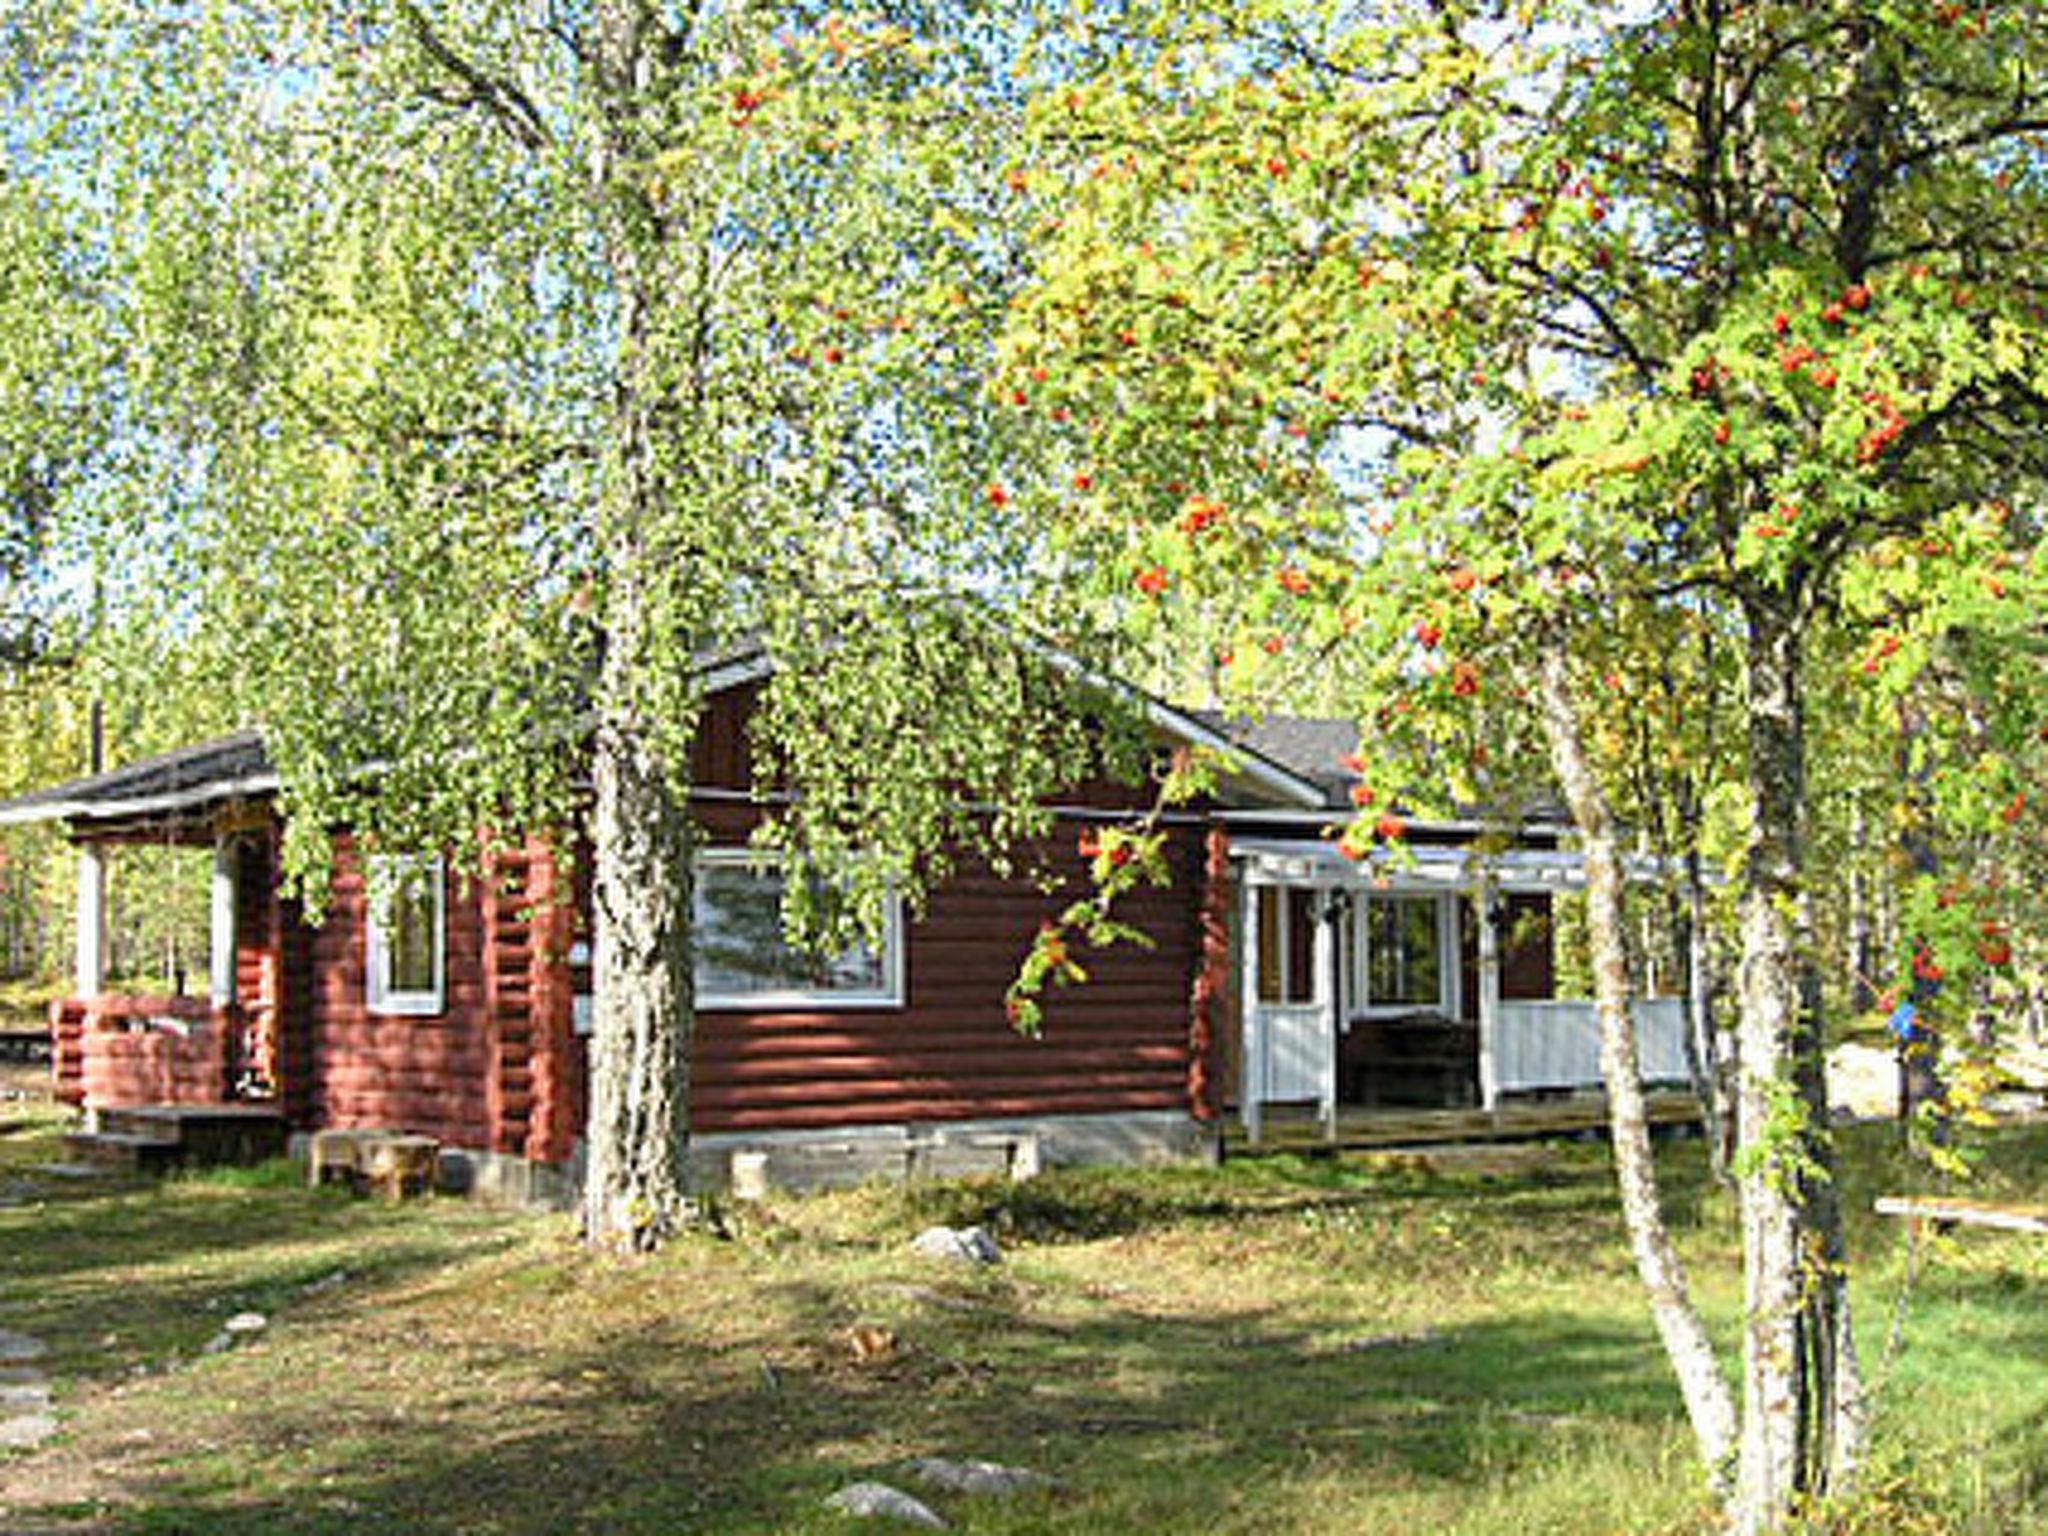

683,799,1204,1135
297,838,493,1148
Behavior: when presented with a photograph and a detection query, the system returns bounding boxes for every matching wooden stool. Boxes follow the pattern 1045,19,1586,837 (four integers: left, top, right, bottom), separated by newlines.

309,1129,440,1201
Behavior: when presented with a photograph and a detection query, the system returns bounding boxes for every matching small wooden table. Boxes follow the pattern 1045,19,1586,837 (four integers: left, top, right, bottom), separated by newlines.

309,1129,440,1201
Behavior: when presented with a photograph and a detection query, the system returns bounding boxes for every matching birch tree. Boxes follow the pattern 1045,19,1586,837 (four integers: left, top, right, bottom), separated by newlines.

3,1,1112,1249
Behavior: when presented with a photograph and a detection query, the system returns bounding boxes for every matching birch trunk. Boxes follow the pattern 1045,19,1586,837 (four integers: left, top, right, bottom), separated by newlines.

1535,638,1740,1493
1730,600,1865,1533
580,0,697,1250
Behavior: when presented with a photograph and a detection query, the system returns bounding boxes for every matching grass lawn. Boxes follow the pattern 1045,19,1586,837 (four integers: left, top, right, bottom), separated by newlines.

3,1068,2046,1535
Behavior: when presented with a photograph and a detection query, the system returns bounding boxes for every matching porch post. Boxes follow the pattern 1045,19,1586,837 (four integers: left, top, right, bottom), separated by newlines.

74,843,106,999
1476,879,1502,1112
209,837,237,1005
1312,888,1337,1141
1241,879,1263,1146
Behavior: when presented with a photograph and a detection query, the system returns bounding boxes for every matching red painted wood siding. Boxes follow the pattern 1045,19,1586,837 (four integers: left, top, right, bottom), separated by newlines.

683,801,1204,1135
189,680,1214,1156
50,998,86,1107
298,839,493,1148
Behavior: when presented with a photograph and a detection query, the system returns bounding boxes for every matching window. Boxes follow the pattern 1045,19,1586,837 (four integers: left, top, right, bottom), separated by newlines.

366,855,445,1016
1356,894,1453,1013
694,852,904,1009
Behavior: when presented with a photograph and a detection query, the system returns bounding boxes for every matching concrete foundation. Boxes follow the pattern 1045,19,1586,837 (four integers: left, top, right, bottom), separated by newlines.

294,1111,1217,1208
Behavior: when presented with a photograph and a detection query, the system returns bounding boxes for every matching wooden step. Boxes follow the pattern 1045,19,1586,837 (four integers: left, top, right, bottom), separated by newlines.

63,1130,180,1173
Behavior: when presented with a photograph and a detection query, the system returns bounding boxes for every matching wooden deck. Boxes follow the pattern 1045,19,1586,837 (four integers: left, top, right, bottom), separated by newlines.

1219,1091,1705,1156
66,1102,289,1172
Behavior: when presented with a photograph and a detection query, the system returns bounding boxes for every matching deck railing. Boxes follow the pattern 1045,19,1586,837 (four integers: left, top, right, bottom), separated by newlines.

51,994,247,1109
1494,997,1692,1093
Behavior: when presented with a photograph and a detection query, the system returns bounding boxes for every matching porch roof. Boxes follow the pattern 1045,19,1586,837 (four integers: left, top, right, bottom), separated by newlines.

1230,836,1664,893
0,731,276,830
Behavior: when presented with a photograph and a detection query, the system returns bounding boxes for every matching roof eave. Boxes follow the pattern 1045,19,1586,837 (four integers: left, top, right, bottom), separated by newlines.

0,772,282,830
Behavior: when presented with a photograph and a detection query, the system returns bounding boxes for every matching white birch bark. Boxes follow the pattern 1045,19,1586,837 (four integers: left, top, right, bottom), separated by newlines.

1535,637,1740,1493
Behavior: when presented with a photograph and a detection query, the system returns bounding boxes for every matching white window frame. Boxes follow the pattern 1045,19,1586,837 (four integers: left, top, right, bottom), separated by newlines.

366,854,447,1017
694,849,906,1011
1350,890,1460,1019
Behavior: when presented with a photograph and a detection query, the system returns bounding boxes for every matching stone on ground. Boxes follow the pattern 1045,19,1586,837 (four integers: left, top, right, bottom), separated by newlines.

0,1339,55,1451
902,1456,1060,1497
909,1226,1000,1266
823,1480,948,1528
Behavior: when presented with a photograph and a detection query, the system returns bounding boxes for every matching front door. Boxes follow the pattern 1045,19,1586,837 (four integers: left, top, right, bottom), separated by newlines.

1338,892,1477,1107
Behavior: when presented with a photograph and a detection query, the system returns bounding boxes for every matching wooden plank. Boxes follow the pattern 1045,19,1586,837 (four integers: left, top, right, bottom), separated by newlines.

1222,1093,1704,1153
1874,1197,2048,1235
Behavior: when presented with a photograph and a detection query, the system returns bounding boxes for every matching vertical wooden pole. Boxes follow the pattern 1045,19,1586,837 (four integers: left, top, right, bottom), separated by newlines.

1313,888,1337,1141
1241,879,1263,1146
74,844,106,999
209,838,237,1005
1477,880,1502,1113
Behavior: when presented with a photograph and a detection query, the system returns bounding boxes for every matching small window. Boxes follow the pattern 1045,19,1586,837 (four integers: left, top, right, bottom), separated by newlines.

694,852,903,1009
1360,895,1447,1012
366,855,445,1016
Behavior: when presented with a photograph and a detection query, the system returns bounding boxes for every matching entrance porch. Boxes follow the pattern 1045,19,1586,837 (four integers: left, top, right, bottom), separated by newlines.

1233,839,1698,1145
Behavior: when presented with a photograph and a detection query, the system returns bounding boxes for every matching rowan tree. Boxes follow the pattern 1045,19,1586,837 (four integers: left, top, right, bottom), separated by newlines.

1003,3,2048,1528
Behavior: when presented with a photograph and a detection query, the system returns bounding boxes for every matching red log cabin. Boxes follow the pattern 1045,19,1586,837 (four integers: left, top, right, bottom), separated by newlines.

0,653,1695,1199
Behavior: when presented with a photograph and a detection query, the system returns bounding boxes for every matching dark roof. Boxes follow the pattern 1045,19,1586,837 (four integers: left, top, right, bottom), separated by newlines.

0,731,275,827
1192,712,1359,806
1195,710,1572,826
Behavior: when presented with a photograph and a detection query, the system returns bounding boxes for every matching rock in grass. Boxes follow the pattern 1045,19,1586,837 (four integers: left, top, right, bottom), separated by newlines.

0,1408,56,1449
823,1480,948,1528
902,1456,1061,1498
909,1225,1000,1266
0,1329,46,1364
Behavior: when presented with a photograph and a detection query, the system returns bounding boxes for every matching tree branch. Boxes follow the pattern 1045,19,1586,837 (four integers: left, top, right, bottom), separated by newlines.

396,2,552,152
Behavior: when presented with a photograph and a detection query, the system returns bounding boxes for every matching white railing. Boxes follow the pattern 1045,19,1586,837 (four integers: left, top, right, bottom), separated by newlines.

1251,1003,1330,1102
1243,1002,1336,1143
1494,998,1691,1093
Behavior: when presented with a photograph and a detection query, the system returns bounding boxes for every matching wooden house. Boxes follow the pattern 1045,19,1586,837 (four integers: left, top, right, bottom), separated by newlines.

0,658,1694,1198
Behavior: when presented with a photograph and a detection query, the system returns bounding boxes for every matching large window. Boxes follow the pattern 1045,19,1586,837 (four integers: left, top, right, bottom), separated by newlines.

366,855,445,1016
1357,894,1452,1013
694,852,903,1009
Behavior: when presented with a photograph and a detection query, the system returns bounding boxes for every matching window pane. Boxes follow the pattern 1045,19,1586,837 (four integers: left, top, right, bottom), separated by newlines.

695,862,888,1000
1365,897,1441,1009
387,871,438,995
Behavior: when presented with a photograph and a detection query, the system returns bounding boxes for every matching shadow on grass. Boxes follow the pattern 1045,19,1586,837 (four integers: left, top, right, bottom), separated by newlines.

0,1162,529,1375
71,1266,1706,1536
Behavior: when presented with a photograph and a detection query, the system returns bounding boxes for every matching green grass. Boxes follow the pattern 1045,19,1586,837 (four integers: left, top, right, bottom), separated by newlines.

2,1082,2047,1534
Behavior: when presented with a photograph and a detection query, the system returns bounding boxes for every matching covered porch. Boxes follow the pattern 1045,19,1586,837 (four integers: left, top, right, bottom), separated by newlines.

0,734,292,1123
52,815,286,1123
1233,838,1698,1145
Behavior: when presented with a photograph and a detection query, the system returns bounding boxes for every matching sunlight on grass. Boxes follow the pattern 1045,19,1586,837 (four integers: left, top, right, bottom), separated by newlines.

1,1117,2046,1533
